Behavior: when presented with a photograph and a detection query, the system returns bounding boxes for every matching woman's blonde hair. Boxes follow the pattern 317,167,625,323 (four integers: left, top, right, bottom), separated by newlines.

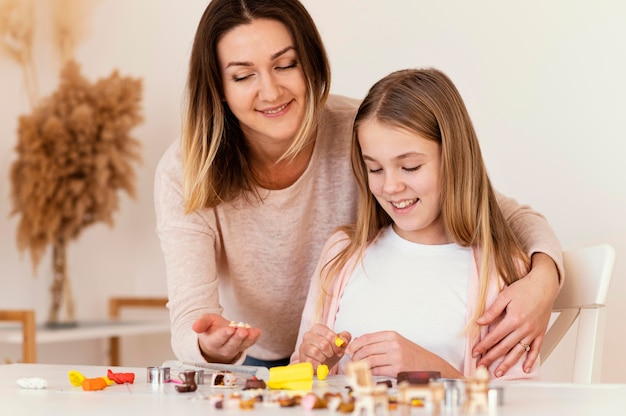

318,68,530,334
182,0,331,211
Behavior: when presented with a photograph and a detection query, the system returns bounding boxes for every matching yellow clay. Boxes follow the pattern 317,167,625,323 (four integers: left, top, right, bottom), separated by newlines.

267,362,313,390
334,337,346,348
68,370,85,387
316,364,329,381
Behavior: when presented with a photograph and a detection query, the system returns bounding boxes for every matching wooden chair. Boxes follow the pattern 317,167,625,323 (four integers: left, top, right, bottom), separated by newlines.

108,297,168,366
541,244,616,383
345,360,389,416
0,309,36,363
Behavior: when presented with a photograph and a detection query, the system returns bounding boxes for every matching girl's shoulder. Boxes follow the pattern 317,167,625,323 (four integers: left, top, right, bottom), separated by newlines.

323,229,352,256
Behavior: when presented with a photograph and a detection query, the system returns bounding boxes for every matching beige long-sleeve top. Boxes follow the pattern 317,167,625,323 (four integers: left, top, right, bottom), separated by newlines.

154,94,563,363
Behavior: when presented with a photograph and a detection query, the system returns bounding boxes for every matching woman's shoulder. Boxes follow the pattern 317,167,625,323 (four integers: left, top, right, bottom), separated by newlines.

325,94,362,113
323,95,361,126
155,139,182,177
316,95,361,152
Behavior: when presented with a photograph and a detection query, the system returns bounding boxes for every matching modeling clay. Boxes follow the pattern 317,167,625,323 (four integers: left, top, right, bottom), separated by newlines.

16,377,47,389
243,376,266,390
68,370,86,387
239,398,256,410
302,392,327,410
316,364,329,380
229,321,251,328
107,369,135,384
81,377,109,391
266,362,313,390
175,370,198,393
334,336,346,348
211,370,237,386
69,369,117,391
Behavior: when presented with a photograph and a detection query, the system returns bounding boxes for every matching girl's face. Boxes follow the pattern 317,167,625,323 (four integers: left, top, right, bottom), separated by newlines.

358,119,449,245
217,18,307,151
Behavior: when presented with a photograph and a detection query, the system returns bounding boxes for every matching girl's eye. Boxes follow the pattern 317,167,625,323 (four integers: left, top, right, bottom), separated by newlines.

367,167,382,174
403,165,422,172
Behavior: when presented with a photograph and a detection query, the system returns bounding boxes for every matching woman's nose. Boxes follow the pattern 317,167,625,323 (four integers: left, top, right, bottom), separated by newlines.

258,73,280,102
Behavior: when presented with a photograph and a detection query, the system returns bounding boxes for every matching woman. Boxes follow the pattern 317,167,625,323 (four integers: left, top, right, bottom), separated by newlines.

154,0,562,371
293,68,542,379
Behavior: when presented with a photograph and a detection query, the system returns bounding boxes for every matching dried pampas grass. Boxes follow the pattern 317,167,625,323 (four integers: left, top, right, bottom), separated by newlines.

0,0,100,107
10,60,143,271
0,0,38,107
51,0,99,63
4,0,140,324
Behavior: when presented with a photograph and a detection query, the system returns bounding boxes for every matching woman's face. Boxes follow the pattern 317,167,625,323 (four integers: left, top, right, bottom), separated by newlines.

217,18,307,151
358,119,449,245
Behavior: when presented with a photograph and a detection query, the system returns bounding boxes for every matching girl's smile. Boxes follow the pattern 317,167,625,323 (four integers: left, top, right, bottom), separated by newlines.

358,119,449,245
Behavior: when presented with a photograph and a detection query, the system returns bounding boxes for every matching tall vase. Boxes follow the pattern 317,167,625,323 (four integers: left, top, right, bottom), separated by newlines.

46,239,77,328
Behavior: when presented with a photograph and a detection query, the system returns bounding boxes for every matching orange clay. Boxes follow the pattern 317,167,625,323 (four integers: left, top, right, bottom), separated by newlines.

81,377,108,391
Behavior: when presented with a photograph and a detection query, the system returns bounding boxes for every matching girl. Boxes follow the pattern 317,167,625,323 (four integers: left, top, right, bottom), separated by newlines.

293,68,542,380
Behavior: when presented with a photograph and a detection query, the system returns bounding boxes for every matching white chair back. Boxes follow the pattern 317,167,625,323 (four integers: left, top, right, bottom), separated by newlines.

540,244,615,383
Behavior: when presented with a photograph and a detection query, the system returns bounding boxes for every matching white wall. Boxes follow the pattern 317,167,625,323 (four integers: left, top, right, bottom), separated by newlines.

1,0,624,382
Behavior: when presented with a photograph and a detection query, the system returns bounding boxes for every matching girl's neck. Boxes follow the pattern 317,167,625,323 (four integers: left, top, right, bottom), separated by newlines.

391,221,452,245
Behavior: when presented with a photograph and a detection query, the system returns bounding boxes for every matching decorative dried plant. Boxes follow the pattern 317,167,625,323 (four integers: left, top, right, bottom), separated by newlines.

51,0,98,64
0,0,38,107
5,0,141,326
10,61,143,324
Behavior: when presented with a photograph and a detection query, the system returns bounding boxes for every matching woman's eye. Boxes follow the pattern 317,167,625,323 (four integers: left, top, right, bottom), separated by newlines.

404,165,422,172
276,61,298,71
233,74,252,83
367,167,382,174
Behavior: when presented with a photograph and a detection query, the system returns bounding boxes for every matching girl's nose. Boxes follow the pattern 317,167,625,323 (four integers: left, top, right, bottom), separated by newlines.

383,170,404,194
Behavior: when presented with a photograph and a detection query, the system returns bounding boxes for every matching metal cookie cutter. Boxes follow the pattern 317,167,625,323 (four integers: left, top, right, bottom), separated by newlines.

147,366,171,384
185,369,204,385
488,386,505,408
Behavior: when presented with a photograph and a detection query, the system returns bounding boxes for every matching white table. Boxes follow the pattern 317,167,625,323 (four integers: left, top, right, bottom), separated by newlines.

1,363,625,415
0,320,170,364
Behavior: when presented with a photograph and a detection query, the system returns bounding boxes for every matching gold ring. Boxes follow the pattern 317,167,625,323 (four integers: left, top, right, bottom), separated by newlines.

519,341,530,352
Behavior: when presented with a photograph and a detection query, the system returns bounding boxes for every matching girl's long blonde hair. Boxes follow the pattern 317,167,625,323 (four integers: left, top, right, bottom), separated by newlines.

181,0,331,211
317,68,530,336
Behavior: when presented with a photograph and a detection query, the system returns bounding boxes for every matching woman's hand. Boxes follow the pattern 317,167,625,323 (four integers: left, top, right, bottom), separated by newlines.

473,253,560,376
346,331,462,379
192,314,261,363
298,323,351,370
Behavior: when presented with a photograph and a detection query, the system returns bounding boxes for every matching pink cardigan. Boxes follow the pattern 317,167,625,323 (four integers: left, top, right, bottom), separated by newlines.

291,230,540,381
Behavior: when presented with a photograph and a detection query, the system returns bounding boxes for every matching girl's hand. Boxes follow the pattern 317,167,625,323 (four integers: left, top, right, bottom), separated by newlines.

346,331,462,379
192,314,261,363
298,323,351,370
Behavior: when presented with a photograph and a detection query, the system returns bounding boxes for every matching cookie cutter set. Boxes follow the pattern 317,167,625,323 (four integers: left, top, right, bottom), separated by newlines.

147,366,204,385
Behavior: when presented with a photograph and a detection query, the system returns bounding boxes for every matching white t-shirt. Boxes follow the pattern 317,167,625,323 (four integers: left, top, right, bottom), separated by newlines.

333,226,471,371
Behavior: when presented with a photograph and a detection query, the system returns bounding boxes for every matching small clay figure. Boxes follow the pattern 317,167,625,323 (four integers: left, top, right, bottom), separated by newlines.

463,366,490,416
175,370,198,393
